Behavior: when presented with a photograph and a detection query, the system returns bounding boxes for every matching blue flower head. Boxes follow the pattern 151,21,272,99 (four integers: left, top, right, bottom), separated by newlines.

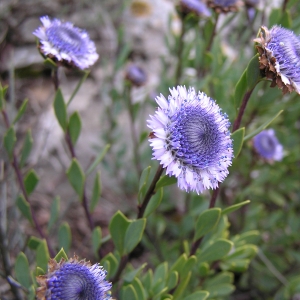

207,0,243,13
36,256,112,300
179,0,212,18
126,64,147,87
254,25,300,94
33,16,99,70
148,86,233,194
253,129,283,162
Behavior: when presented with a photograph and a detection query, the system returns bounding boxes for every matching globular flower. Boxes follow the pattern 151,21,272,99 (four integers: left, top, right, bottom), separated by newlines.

207,0,243,13
36,255,112,300
253,129,283,162
33,16,99,70
148,86,233,194
254,25,300,94
125,64,147,87
179,0,212,18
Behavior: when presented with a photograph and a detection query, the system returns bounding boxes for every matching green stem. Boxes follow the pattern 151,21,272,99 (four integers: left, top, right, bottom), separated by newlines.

125,84,142,178
175,18,186,85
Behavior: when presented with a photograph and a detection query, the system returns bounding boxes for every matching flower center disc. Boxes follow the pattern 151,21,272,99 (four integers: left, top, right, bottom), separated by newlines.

47,25,84,52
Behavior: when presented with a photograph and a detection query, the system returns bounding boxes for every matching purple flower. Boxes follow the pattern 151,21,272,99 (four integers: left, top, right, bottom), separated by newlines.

36,256,112,300
147,86,233,194
207,0,243,13
253,129,283,161
125,64,147,87
179,0,212,17
254,25,300,94
33,16,99,70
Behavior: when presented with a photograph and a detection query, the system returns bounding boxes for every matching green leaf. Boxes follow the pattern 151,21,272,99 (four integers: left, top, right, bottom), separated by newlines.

54,248,68,262
109,211,130,255
68,111,82,145
86,144,110,175
198,262,210,277
234,69,247,110
205,271,233,285
222,200,251,215
269,8,281,27
66,159,85,197
100,253,118,278
225,245,258,261
92,226,102,258
198,239,233,263
205,284,235,298
167,271,178,290
36,266,45,276
170,254,188,274
155,175,177,190
131,277,146,300
244,110,283,141
0,83,7,109
36,240,50,273
58,222,71,254
28,236,42,250
246,54,261,90
182,256,197,278
124,218,146,254
194,208,221,241
122,284,138,300
13,98,28,124
67,71,90,106
115,43,131,71
184,291,210,300
138,166,151,204
15,252,32,289
231,127,245,158
16,195,33,224
173,271,191,300
20,130,33,167
90,172,101,213
124,263,147,283
280,10,292,28
144,188,163,217
153,262,168,286
3,126,16,159
221,259,251,272
24,170,39,195
28,285,36,300
53,88,67,131
48,196,60,231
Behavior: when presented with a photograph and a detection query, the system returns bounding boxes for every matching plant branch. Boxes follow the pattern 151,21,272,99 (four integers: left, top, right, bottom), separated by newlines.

0,183,24,300
137,165,164,218
1,109,55,257
232,88,254,132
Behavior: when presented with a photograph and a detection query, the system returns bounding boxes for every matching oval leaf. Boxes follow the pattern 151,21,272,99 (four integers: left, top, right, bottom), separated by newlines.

124,218,146,254
222,200,251,215
68,111,82,145
109,211,130,256
231,127,245,158
198,239,233,263
15,252,32,289
54,88,67,131
66,159,85,197
58,222,72,254
194,208,221,241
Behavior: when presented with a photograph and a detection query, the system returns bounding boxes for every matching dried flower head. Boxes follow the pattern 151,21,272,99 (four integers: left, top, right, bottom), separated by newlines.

207,0,243,13
36,255,112,300
253,129,283,162
33,16,99,70
125,64,147,87
254,25,300,94
148,86,233,194
179,0,212,18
